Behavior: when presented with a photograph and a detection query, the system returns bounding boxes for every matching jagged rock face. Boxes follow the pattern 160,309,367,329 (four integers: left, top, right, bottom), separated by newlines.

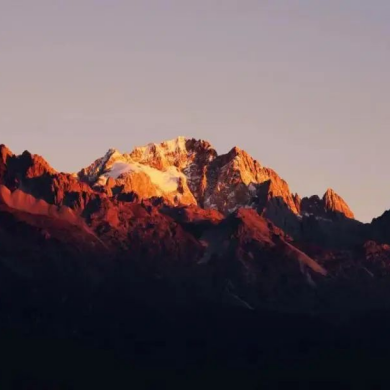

257,169,300,221
180,139,218,204
301,195,324,217
2,149,56,197
0,144,12,184
301,189,354,220
202,147,263,213
7,151,57,180
48,173,97,211
0,147,98,213
370,210,390,244
202,147,299,215
130,136,216,171
0,138,356,242
109,171,160,199
293,193,302,214
79,138,211,207
258,168,299,213
200,147,300,239
4,150,58,196
80,138,299,222
323,188,354,219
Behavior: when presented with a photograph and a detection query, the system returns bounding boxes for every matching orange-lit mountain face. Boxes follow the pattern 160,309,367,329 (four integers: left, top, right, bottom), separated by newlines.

1,137,390,313
77,136,356,232
78,137,302,218
301,188,354,220
0,138,356,224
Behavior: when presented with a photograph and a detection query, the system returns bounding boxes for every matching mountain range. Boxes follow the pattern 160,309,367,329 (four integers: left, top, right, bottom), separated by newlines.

1,137,390,387
1,137,390,306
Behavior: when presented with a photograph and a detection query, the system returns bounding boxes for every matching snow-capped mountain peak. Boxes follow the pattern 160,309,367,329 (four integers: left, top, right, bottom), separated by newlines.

78,138,301,220
76,137,355,234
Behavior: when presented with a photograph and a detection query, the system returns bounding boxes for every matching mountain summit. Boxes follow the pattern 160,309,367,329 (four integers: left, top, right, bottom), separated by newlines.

301,188,354,221
78,137,305,224
323,188,355,219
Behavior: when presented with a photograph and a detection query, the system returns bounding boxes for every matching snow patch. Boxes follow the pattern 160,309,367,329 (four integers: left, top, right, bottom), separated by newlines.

133,136,189,161
104,162,134,179
102,161,185,193
161,136,188,153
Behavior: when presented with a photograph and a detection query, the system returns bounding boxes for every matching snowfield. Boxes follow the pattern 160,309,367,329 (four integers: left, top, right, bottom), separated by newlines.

102,161,185,193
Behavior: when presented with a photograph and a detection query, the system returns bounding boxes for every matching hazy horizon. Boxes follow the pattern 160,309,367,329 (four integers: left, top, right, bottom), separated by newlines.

1,1,389,222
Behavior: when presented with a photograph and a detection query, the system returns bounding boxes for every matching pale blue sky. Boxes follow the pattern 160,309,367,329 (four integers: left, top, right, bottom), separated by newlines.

1,1,389,222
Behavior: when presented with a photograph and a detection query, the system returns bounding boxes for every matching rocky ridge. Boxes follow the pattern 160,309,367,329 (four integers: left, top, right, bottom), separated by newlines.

78,137,347,224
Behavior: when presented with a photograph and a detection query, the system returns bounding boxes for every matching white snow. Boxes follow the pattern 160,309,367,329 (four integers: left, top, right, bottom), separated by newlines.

132,136,189,161
105,162,134,179
301,212,332,223
162,136,187,152
142,165,185,193
315,216,333,222
102,161,185,193
82,148,123,181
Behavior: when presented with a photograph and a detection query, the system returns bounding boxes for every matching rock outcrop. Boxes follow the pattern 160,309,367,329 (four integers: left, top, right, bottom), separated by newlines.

323,188,355,219
301,188,354,220
0,144,12,184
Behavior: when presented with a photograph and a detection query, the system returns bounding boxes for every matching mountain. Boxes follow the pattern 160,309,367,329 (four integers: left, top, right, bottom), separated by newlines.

2,137,390,387
78,137,213,206
0,136,384,294
76,137,362,242
78,137,303,231
0,137,368,250
301,188,355,220
0,137,342,300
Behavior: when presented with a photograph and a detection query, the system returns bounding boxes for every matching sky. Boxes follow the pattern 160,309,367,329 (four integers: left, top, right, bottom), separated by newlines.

0,0,389,222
